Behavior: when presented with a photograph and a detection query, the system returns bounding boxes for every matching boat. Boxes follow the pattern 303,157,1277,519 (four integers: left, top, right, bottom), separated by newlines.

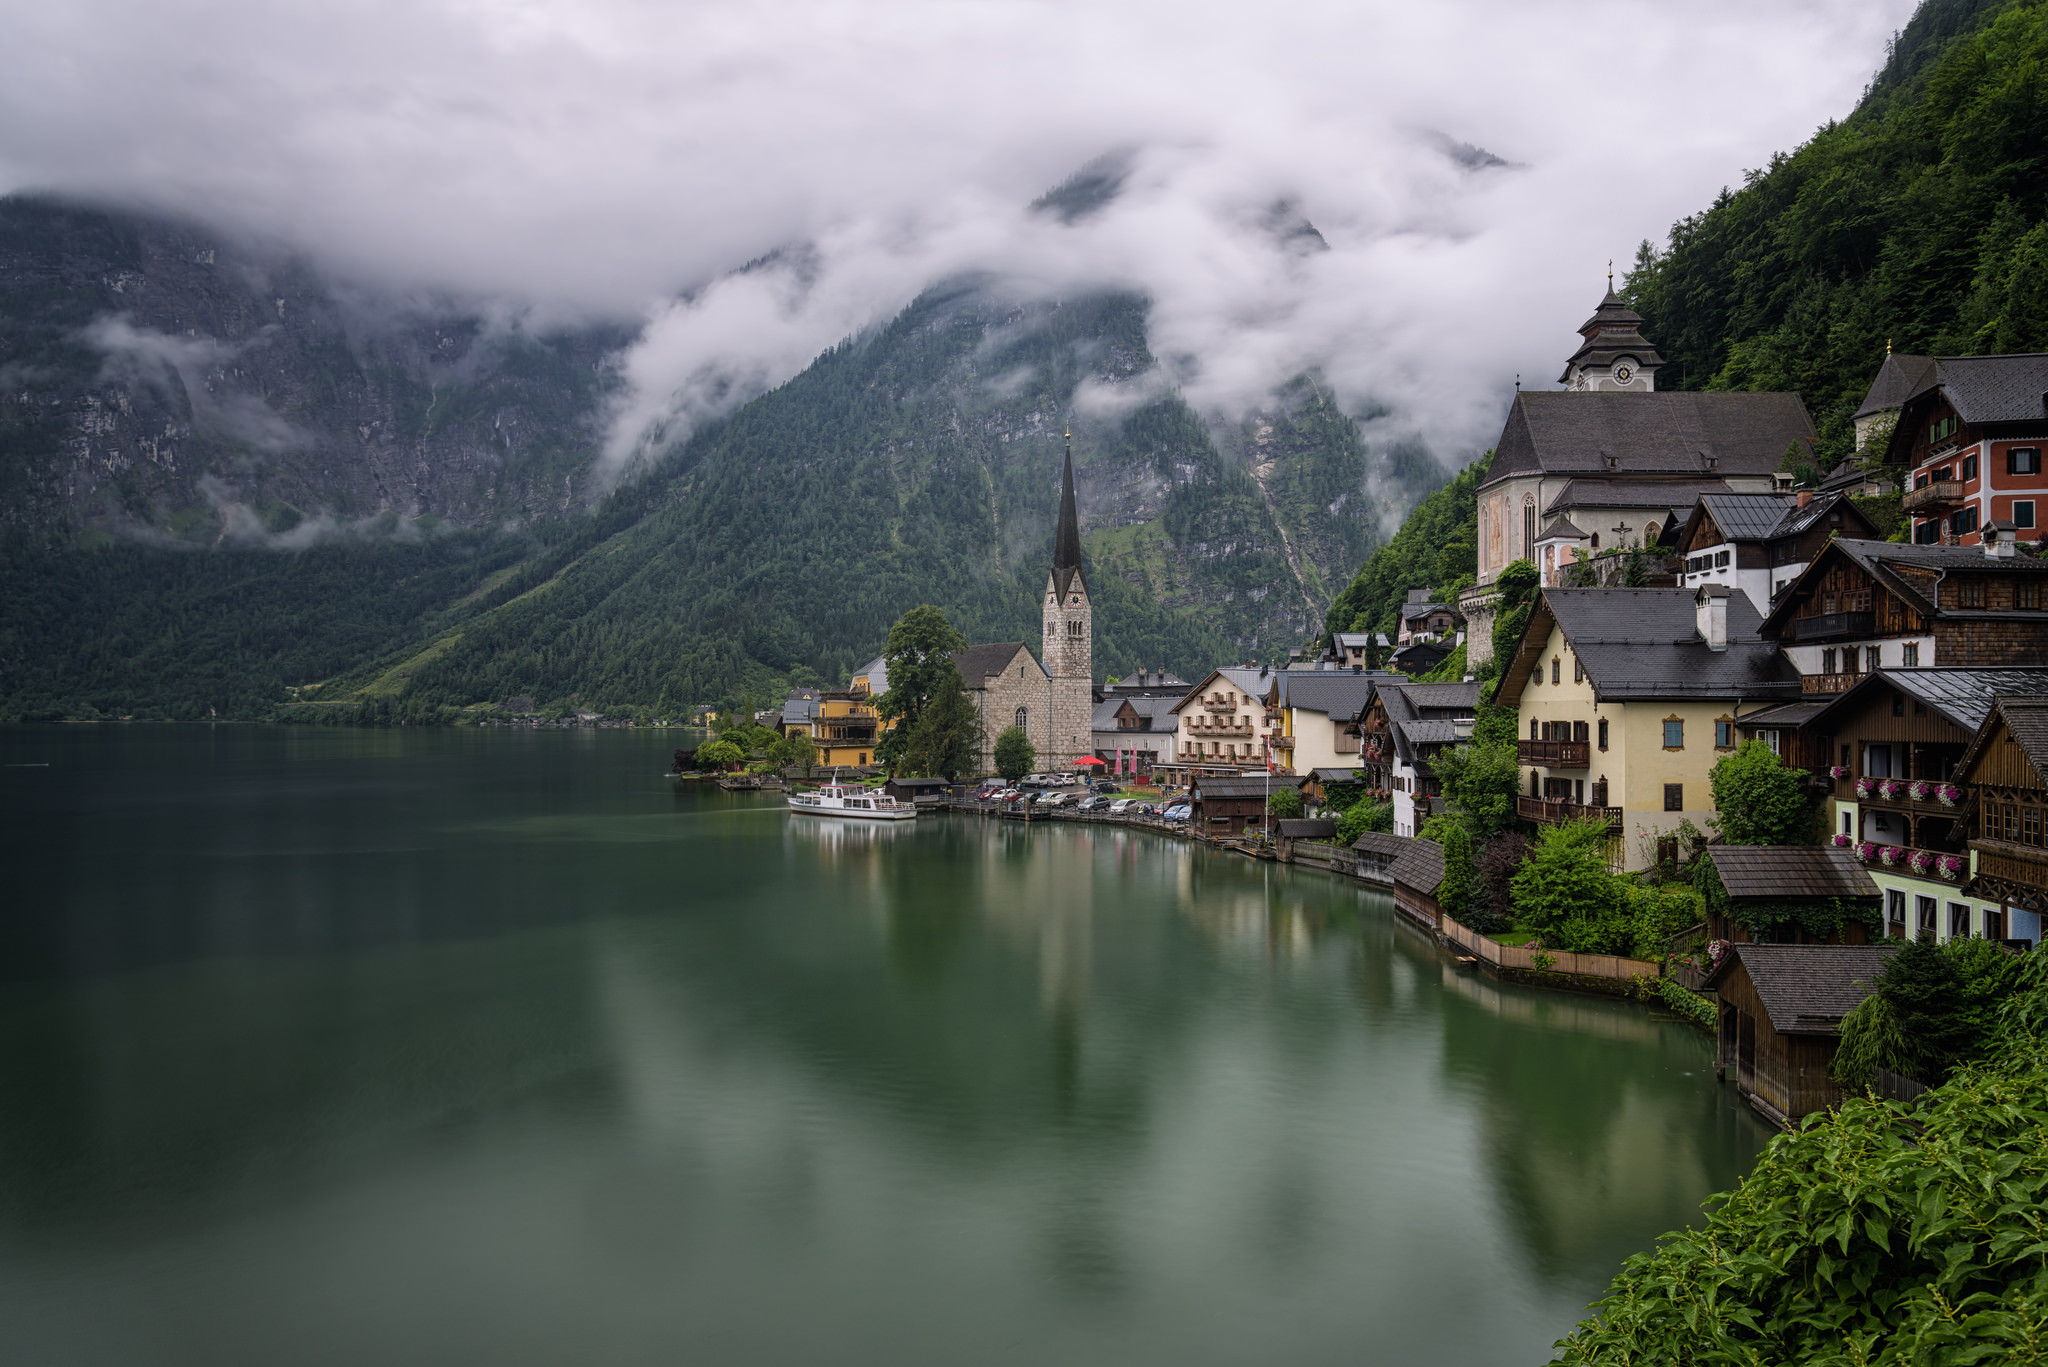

787,782,918,821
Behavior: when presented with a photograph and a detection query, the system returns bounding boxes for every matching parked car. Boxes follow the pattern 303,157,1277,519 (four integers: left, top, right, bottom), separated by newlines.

1034,791,1066,808
1161,803,1191,823
1108,798,1135,814
1091,780,1117,794
1076,795,1108,812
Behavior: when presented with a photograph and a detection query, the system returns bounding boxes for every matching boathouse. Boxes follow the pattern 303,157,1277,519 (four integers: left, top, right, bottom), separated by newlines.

1705,943,1892,1125
1389,837,1445,932
1187,773,1308,837
1700,845,1881,945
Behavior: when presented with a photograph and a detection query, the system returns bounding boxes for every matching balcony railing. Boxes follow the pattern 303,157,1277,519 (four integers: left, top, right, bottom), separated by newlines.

1969,839,2048,906
1802,671,1867,695
1518,796,1622,829
1902,479,1967,515
1272,735,1295,751
1187,720,1252,736
1846,777,1970,810
1517,739,1590,768
1202,698,1237,712
1790,611,1877,642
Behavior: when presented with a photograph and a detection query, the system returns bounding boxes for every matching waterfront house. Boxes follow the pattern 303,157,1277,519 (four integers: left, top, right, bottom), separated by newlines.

1304,767,1364,812
1952,693,2048,948
1496,585,1801,870
1274,818,1338,861
1091,693,1178,777
1777,667,2048,941
1755,534,2048,697
1673,491,1878,615
1266,669,1387,775
1700,845,1879,946
1460,286,1817,667
1388,639,1455,677
882,777,950,806
1707,943,1892,1126
1356,682,1480,838
1187,773,1307,838
1166,667,1283,778
1351,830,1408,886
1873,353,2048,546
811,689,884,768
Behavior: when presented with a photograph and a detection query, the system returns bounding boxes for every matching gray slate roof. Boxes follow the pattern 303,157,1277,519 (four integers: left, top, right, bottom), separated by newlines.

1738,699,1833,730
1274,670,1386,719
1092,695,1179,731
1852,353,1937,420
1352,831,1411,858
1276,819,1337,839
1191,775,1309,799
1706,846,1878,901
955,642,1039,685
1390,839,1445,897
1538,515,1589,540
1486,390,1816,487
853,655,890,693
1311,767,1363,782
1713,944,1894,1036
1760,538,2048,635
1810,668,2048,736
1925,354,2048,425
1375,681,1482,767
1531,589,1799,702
1696,493,1797,542
781,688,820,725
1544,479,1727,514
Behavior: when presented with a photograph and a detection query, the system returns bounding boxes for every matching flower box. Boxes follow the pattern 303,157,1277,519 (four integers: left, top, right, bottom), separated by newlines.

1879,845,1905,867
1857,841,1880,862
1939,855,1966,882
1909,780,1933,802
1937,784,1962,807
1829,765,1852,780
1830,833,1852,848
1908,849,1935,875
1855,778,1878,799
1879,779,1907,800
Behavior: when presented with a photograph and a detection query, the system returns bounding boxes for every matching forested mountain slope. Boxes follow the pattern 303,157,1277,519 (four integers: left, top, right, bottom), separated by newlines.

1624,0,2048,465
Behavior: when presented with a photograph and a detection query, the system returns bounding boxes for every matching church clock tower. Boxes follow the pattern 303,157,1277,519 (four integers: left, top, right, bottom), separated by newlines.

1042,435,1094,769
1559,274,1663,392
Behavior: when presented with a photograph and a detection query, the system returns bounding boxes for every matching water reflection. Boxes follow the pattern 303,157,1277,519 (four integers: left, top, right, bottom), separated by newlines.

0,726,1772,1367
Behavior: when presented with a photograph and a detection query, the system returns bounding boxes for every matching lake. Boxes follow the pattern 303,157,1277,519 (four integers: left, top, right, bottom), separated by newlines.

0,725,1772,1366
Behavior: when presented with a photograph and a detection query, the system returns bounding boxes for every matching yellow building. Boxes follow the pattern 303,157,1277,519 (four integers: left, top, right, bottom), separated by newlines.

777,658,892,770
1497,585,1801,870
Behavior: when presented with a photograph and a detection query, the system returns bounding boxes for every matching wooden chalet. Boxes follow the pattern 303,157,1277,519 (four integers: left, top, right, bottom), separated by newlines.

1187,773,1308,837
1955,694,2048,948
1700,846,1878,945
1274,818,1337,859
1707,943,1893,1125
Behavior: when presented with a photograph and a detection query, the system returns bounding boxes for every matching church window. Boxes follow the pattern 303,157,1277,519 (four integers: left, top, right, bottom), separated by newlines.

1015,707,1028,730
1523,500,1536,557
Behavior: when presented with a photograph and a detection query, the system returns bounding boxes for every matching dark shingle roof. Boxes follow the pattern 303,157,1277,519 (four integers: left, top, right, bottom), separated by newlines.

1390,839,1445,897
1273,671,1384,719
1929,354,2048,425
1538,515,1589,540
1738,699,1832,729
1352,831,1411,857
955,642,1038,685
1276,819,1337,839
1376,682,1481,765
1706,846,1878,901
1852,352,1937,420
1311,767,1363,782
1191,775,1309,799
1880,668,2048,735
1712,944,1894,1035
1388,682,1483,711
1696,493,1797,542
1959,694,2048,785
1092,695,1178,730
1523,589,1799,702
1545,479,1729,514
1760,539,2048,635
1485,390,1816,487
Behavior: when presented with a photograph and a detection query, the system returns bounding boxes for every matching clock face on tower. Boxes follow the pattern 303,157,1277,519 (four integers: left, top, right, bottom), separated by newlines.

1613,363,1634,384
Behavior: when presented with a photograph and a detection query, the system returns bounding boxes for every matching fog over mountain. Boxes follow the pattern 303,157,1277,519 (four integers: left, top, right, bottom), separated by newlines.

1,0,1915,482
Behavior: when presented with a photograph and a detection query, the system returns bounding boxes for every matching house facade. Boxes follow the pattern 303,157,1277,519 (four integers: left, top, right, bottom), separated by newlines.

1165,666,1283,777
1090,693,1178,775
1877,354,2048,546
1497,585,1801,870
1954,693,2048,948
1356,682,1481,837
1267,669,1387,774
1674,491,1878,615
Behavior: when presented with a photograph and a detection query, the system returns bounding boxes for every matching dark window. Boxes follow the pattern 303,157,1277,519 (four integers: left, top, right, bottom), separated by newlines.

1015,707,1028,730
1530,769,1541,797
1664,783,1684,812
1573,720,1588,744
1530,719,1540,740
1866,646,1883,672
1886,890,1906,938
1597,718,1608,750
2010,447,2041,476
1950,903,1971,940
1822,647,1837,674
1551,659,1560,685
1903,643,1919,666
1523,502,1536,556
1573,658,1583,683
2017,501,2037,530
1715,720,1734,748
1663,719,1683,749
1914,519,1941,544
2024,582,2041,611
1917,896,1937,936
1952,506,1980,537
1963,453,1979,481
1915,471,1930,491
1892,690,1905,717
1957,578,1986,608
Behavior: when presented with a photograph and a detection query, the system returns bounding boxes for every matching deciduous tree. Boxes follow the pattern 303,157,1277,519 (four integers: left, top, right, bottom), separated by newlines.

1708,740,1814,846
874,605,968,767
993,725,1035,781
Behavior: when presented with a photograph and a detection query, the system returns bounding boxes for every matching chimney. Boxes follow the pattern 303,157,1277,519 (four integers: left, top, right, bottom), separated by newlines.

1797,490,1813,507
1695,583,1729,651
1985,520,2019,559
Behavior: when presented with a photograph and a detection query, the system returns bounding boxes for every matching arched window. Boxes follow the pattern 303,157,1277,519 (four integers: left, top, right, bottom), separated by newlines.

1523,498,1537,557
1015,706,1028,731
1644,523,1659,547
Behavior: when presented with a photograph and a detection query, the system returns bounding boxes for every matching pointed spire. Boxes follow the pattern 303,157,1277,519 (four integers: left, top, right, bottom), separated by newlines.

1053,426,1086,595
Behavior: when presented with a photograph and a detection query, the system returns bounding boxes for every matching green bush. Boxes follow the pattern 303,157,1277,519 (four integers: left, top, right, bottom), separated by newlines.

1335,797,1392,844
1708,739,1816,846
1266,787,1304,820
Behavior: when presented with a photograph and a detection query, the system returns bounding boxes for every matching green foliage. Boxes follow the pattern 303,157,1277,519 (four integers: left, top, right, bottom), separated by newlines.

1266,786,1304,820
1708,739,1817,845
1335,797,1392,844
1469,831,1527,935
874,605,968,767
1433,735,1522,841
897,663,980,781
1554,943,2048,1367
1430,819,1476,919
1832,991,1914,1090
1652,976,1719,1031
768,731,818,772
1322,459,1484,644
1871,932,2026,1083
1512,818,1622,939
696,739,746,769
1692,851,1882,940
992,725,1035,781
1622,0,2048,463
1489,559,1540,667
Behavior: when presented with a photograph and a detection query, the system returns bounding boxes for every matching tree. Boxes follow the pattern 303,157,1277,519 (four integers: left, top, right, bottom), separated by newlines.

1469,831,1527,934
1425,818,1476,920
874,605,968,767
993,725,1035,781
769,731,818,772
1489,558,1540,667
1510,817,1621,941
696,738,746,770
1336,797,1391,843
1708,740,1814,845
899,664,981,781
1267,786,1304,820
1434,734,1521,840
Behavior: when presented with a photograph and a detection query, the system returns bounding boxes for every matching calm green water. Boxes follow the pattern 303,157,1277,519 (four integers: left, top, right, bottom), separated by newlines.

0,726,1771,1366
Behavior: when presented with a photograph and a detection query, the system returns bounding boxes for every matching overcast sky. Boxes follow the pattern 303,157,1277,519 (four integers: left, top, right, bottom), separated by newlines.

1,0,1920,476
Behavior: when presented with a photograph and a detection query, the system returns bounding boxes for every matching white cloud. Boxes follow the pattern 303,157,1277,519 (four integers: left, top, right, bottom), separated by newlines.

3,0,1920,480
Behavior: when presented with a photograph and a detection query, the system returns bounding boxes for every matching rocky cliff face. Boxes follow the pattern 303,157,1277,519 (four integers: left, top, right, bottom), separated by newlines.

0,197,630,538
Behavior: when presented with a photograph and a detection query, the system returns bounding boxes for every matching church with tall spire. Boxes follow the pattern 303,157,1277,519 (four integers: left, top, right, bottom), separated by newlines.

944,434,1096,775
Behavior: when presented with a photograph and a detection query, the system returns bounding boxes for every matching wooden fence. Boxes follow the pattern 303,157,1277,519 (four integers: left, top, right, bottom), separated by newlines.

1437,915,1662,983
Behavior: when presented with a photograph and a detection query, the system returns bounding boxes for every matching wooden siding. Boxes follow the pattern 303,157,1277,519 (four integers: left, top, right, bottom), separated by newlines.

1792,561,1925,636
1934,619,2048,667
1714,958,1847,1123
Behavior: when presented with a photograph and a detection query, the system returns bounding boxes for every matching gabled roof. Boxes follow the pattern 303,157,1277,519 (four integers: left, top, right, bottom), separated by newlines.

1537,515,1590,541
955,642,1041,685
1352,831,1410,858
1693,493,1797,543
1705,846,1878,901
1190,774,1309,799
1385,682,1483,711
1706,944,1893,1036
1800,667,2048,738
1273,670,1386,720
1091,695,1178,730
1921,354,2048,426
1483,390,1817,488
1389,839,1445,897
1373,682,1480,767
1051,446,1088,599
1852,352,1936,421
1499,588,1798,704
851,655,890,693
1757,538,2048,637
1170,666,1280,714
1956,694,2048,786
781,689,820,725
1310,767,1363,782
1399,599,1456,620
1276,819,1337,839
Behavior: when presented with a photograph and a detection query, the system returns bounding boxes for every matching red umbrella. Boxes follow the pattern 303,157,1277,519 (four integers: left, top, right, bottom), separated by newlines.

1071,755,1107,766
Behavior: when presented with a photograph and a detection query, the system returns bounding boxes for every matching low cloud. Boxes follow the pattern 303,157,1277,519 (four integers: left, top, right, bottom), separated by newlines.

85,315,311,456
8,0,1919,483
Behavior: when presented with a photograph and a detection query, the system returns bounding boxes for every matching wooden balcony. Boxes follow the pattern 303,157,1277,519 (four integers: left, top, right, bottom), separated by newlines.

1518,796,1622,830
1903,479,1967,515
1201,698,1237,712
1272,735,1295,751
1186,720,1252,736
1790,611,1876,642
1849,778,1970,811
1517,739,1590,769
1802,671,1867,695
1968,838,2048,911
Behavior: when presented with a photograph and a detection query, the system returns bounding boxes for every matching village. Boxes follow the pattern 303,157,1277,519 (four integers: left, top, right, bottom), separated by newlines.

700,287,2048,1131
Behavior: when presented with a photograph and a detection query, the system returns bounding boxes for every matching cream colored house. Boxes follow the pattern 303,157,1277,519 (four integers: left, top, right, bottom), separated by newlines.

1265,669,1388,774
1496,585,1802,870
1164,667,1282,780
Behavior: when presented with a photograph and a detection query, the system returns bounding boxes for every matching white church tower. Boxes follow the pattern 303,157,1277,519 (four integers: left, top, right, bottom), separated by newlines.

1559,272,1664,392
1041,435,1094,769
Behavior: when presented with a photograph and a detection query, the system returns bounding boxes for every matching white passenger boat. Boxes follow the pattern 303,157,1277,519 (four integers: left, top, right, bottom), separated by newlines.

787,782,918,821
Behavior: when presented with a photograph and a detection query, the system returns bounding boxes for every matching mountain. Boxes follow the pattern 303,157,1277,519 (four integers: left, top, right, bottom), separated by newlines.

1622,0,2047,467
0,197,1443,722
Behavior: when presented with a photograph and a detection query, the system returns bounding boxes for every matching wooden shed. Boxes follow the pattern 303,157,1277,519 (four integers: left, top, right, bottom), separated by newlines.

1351,831,1408,886
882,777,951,806
1274,818,1337,860
1702,845,1880,945
1187,774,1308,837
1389,838,1445,933
1706,943,1892,1125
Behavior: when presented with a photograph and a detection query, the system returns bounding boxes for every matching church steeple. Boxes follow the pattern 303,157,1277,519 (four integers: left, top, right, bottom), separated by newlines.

1053,430,1087,597
1560,280,1663,392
